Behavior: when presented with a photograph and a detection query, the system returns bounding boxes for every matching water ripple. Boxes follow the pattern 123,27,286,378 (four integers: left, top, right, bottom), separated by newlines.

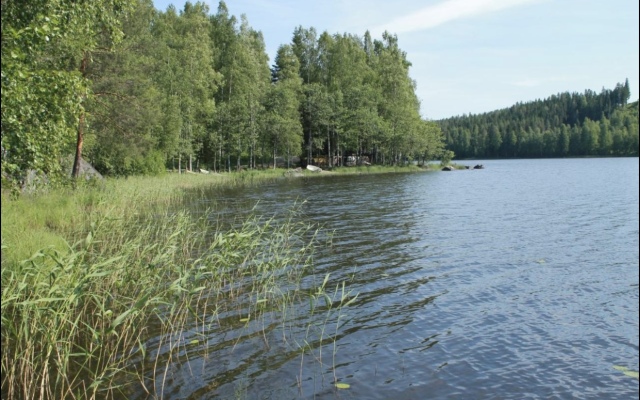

135,158,639,399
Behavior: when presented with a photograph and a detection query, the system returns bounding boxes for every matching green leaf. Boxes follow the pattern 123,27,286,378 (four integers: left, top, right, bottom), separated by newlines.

110,309,134,331
84,271,111,278
189,286,206,294
133,293,151,309
322,273,331,289
343,292,359,307
335,383,350,389
18,297,66,305
613,365,639,379
94,256,124,268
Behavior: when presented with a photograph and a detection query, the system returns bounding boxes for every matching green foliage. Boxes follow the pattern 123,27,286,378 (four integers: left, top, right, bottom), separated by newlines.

1,8,82,183
12,0,637,185
440,83,638,158
440,150,455,166
1,0,136,188
85,0,165,177
2,0,446,185
264,78,303,167
289,27,443,167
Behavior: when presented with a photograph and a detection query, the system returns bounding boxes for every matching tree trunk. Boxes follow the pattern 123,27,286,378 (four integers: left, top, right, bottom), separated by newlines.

72,51,89,179
327,127,332,168
308,130,312,165
273,140,277,170
250,141,254,170
72,112,85,178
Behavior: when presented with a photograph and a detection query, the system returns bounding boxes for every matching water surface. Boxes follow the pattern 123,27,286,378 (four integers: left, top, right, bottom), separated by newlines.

147,158,640,399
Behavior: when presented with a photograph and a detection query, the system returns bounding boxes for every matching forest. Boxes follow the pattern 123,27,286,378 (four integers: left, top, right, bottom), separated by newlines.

438,81,639,159
1,0,446,186
3,0,638,189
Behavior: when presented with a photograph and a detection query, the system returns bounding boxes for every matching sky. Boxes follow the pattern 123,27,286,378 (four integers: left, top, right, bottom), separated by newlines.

152,0,639,120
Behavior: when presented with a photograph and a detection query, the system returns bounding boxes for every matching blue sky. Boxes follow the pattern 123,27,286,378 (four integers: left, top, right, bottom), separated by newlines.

152,0,639,120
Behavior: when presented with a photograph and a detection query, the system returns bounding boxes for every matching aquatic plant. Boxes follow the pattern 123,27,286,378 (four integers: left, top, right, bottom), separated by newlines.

1,171,365,399
1,199,320,399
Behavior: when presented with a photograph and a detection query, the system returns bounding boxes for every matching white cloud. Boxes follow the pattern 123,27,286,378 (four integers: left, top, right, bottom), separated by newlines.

371,0,541,35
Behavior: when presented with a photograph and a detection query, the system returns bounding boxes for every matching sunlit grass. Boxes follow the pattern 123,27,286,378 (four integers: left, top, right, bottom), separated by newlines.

1,170,292,264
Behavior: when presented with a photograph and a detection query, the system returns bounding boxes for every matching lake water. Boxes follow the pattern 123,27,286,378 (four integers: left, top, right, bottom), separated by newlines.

146,158,639,399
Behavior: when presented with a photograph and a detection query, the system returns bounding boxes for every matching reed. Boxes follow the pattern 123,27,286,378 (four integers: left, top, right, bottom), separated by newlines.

1,168,371,399
1,170,307,265
1,173,321,399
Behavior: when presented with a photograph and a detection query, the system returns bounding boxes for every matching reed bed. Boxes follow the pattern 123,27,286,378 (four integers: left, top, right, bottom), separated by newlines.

1,172,333,399
1,170,306,265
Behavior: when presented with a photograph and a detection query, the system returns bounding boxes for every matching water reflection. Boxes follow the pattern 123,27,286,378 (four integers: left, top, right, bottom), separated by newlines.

133,159,638,399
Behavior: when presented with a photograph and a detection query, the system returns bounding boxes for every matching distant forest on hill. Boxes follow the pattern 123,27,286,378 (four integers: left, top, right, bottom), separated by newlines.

438,80,639,159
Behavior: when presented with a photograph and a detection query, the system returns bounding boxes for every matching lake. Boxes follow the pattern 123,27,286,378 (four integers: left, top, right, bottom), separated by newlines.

141,158,639,399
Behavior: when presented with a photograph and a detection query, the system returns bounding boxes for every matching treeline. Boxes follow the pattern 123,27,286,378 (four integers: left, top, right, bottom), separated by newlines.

439,81,639,159
1,0,445,183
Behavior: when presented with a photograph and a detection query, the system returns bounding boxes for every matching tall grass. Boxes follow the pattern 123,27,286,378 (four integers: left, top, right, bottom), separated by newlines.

1,173,324,399
1,166,426,265
1,171,305,265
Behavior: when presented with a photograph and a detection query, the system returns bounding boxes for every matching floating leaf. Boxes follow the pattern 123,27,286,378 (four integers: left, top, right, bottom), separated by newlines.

190,339,199,345
256,299,268,304
613,365,639,379
239,317,250,323
535,259,546,264
335,383,350,389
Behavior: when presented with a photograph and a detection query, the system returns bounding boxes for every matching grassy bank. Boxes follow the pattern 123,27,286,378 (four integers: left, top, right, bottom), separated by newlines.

2,170,285,264
1,166,435,264
327,164,433,174
1,167,373,399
